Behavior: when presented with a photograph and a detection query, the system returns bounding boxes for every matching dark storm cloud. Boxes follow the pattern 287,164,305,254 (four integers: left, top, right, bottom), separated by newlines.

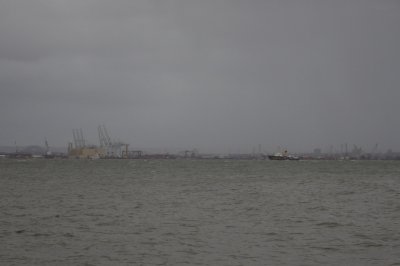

1,0,399,153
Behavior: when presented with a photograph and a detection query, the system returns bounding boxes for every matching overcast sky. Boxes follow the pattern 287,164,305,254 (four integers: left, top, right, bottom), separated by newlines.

1,0,399,153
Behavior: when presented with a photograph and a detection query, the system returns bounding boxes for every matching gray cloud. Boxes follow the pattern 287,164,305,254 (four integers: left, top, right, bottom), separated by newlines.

1,0,399,153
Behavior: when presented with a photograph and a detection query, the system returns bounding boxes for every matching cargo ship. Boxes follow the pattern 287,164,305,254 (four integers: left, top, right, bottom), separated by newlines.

268,150,299,160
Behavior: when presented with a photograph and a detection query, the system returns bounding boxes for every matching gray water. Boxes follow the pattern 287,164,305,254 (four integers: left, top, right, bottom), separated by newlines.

0,159,399,265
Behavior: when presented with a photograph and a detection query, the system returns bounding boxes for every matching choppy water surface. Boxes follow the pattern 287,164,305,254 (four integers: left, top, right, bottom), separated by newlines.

1,159,399,265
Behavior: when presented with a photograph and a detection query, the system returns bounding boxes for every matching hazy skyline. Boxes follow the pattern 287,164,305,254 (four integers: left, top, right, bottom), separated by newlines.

1,1,399,153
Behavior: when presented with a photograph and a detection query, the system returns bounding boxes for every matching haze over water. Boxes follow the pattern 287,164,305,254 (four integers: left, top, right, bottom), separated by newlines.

1,159,399,265
1,1,400,153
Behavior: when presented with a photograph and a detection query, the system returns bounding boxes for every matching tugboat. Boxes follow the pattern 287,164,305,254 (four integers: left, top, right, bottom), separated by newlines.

268,150,299,160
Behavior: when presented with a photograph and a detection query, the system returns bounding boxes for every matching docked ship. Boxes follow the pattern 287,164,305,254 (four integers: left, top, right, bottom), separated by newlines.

268,150,299,160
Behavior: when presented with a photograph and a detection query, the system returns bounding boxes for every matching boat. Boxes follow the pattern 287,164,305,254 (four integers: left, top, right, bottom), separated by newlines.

268,150,299,160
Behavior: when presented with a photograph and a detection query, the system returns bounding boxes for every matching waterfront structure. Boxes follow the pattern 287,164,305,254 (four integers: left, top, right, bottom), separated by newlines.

67,145,105,159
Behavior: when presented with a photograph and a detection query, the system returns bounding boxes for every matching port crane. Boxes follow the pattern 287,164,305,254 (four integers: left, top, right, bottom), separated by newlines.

98,125,126,158
72,128,86,148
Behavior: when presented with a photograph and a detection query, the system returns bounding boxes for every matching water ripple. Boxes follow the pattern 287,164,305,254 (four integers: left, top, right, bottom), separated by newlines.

0,159,399,265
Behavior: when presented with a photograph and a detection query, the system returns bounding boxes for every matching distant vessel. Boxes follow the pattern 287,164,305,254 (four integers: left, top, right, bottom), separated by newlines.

268,150,299,160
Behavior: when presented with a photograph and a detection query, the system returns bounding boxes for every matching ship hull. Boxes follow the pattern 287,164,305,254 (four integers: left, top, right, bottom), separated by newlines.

268,155,299,160
268,155,287,160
